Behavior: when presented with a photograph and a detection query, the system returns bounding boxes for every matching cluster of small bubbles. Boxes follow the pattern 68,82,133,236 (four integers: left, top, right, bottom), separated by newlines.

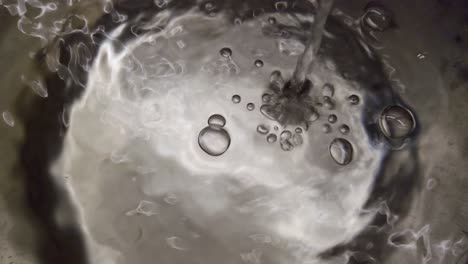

322,83,335,97
328,114,337,124
262,93,272,103
280,130,294,151
266,133,278,143
198,114,231,156
323,96,335,110
361,3,393,32
379,105,415,139
219,47,232,58
348,94,360,105
268,17,277,25
329,138,353,165
339,124,350,135
257,124,270,135
247,103,255,111
254,59,264,68
232,95,241,104
322,124,332,134
2,111,14,127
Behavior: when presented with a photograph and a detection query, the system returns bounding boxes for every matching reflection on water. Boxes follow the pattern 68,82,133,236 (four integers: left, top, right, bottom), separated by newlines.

0,0,468,264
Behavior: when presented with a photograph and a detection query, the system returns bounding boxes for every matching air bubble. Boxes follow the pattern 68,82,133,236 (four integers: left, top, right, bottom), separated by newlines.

220,47,232,58
262,93,272,103
329,138,353,165
270,70,284,89
232,94,241,104
198,116,231,157
266,134,277,143
247,103,255,111
268,17,277,24
207,114,226,127
257,124,269,135
2,111,14,127
260,104,281,120
280,130,292,140
204,2,215,11
362,3,393,32
295,127,303,133
309,111,320,122
348,95,360,105
292,133,303,146
322,83,335,97
328,114,337,124
379,105,415,139
322,124,331,134
280,139,294,151
339,124,350,135
323,96,335,110
275,1,288,12
254,59,264,68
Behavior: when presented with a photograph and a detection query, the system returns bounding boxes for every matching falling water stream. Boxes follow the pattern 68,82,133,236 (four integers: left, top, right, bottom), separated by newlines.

291,0,334,89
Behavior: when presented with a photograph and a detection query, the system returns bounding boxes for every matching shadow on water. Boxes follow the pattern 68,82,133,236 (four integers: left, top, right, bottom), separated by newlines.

15,32,91,264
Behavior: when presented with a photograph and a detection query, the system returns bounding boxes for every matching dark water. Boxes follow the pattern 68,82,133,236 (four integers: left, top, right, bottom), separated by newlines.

0,1,468,264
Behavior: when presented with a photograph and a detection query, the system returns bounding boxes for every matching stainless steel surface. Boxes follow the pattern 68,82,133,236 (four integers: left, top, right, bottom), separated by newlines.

0,0,467,264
